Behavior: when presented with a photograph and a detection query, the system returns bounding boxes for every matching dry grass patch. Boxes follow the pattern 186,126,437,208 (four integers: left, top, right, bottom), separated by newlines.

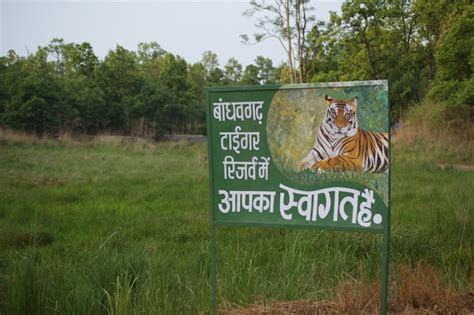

390,262,471,314
226,262,474,314
0,128,44,145
393,101,474,165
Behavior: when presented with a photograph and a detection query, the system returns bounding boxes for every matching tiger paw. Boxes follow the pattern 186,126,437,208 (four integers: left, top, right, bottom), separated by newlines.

313,159,330,172
297,160,310,171
310,161,321,172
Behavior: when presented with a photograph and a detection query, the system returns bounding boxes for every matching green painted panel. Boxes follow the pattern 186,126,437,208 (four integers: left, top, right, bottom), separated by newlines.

206,81,390,233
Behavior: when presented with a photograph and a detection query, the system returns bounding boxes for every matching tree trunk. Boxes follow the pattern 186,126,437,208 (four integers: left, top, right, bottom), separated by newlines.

362,32,378,80
427,45,435,80
285,0,295,83
296,0,303,83
424,25,436,81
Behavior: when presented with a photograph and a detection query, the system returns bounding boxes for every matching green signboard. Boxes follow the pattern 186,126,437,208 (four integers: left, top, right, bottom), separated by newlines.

206,81,390,314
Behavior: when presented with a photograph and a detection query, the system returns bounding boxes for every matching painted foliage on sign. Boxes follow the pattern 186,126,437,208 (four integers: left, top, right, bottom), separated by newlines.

207,81,389,232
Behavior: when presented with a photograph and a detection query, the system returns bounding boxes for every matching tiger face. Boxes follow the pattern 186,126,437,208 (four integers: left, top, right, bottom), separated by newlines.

323,95,358,137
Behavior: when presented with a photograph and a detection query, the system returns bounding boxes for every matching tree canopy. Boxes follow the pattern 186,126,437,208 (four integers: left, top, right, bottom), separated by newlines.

0,0,472,136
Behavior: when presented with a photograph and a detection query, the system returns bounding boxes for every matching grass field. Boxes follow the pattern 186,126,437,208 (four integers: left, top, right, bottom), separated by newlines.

0,131,472,314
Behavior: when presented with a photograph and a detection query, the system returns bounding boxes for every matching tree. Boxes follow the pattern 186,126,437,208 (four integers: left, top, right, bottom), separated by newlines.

242,0,295,82
62,42,98,76
255,56,275,84
200,51,223,86
223,58,243,84
156,53,190,104
240,64,260,85
0,57,8,118
413,0,454,80
338,0,385,80
186,62,207,132
294,0,314,82
137,42,166,63
429,5,474,106
242,0,314,83
93,45,141,132
128,82,173,136
305,20,341,82
45,38,66,73
201,51,219,78
187,62,207,105
74,85,106,133
385,0,417,54
4,48,70,134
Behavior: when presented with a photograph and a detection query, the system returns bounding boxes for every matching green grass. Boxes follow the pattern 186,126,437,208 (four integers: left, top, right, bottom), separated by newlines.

0,137,472,314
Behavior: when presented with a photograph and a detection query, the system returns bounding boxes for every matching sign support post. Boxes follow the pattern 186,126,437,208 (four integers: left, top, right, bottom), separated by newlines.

210,223,217,315
381,228,390,314
380,117,392,315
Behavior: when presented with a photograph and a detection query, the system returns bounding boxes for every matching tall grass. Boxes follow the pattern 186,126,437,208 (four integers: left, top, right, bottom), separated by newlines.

395,100,474,164
104,273,138,315
0,124,472,313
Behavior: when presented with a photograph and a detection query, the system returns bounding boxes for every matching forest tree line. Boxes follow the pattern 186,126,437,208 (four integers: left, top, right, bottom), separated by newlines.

0,0,472,137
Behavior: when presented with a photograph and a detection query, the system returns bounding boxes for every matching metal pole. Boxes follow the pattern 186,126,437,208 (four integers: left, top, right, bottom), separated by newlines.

381,82,391,315
380,229,389,314
211,223,217,315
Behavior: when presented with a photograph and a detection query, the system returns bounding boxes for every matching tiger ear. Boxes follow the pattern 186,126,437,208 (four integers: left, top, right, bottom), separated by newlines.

324,95,334,105
350,96,358,108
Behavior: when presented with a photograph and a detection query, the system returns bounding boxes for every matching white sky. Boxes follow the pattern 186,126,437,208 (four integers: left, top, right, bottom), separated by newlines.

1,0,342,66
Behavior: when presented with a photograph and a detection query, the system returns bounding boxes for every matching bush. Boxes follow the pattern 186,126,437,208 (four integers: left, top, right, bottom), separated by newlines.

396,100,474,164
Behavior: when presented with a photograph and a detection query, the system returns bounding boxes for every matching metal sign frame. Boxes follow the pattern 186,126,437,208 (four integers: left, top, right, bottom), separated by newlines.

206,81,390,315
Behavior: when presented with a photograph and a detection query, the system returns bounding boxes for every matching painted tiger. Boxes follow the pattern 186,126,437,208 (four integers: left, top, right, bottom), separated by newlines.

298,95,388,173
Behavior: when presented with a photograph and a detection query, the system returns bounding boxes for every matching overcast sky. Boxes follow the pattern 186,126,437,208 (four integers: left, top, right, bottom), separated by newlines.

1,0,342,66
